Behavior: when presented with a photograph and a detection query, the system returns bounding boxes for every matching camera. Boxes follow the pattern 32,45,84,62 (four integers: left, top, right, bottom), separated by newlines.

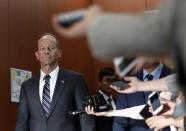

68,94,109,115
82,94,109,112
148,92,163,115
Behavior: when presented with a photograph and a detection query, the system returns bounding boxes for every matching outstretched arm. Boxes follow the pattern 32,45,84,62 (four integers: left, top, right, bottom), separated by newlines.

110,76,168,94
85,105,145,120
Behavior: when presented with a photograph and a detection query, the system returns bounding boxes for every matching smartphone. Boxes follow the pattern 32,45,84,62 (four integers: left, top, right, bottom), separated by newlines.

106,78,129,90
148,92,163,115
105,78,118,83
112,81,129,90
58,9,85,27
113,57,138,77
139,104,152,119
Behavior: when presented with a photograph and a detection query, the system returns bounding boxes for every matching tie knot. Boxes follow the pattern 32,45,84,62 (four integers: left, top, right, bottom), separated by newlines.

146,74,153,81
44,75,51,81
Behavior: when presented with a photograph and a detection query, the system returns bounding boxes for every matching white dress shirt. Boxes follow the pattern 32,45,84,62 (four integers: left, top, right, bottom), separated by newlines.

39,66,59,103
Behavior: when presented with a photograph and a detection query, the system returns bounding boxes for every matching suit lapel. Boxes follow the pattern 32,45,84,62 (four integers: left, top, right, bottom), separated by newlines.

136,70,143,81
135,70,148,103
32,74,46,119
48,68,65,118
160,65,169,78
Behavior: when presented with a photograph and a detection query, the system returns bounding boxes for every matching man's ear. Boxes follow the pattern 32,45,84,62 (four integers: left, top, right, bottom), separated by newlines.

58,49,62,58
35,51,39,60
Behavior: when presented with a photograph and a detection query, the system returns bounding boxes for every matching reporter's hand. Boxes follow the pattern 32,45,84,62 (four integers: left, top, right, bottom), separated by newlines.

147,98,176,116
126,56,161,75
129,56,146,75
159,98,176,116
52,5,102,39
146,115,172,131
110,77,141,94
85,106,113,117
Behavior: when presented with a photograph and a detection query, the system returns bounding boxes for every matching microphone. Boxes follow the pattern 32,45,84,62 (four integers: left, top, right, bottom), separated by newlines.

68,110,86,115
58,9,85,27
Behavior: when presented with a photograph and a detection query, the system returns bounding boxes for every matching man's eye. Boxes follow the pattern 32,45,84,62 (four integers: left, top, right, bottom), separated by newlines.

50,47,56,50
40,48,45,51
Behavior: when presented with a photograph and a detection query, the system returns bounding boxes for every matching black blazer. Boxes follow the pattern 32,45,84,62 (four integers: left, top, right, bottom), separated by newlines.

94,91,116,131
15,68,96,131
113,65,174,131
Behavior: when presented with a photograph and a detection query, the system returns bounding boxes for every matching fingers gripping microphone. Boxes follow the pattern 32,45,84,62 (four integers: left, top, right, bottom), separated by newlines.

68,94,110,116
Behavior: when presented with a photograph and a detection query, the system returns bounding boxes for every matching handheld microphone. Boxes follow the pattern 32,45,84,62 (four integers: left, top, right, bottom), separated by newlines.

68,110,86,115
58,9,85,27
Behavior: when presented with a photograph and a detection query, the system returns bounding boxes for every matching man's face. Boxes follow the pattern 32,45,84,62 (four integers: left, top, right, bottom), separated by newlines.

99,75,116,96
143,57,160,69
35,36,61,67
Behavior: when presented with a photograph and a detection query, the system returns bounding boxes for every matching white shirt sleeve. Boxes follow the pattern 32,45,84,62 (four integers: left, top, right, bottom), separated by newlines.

122,105,145,120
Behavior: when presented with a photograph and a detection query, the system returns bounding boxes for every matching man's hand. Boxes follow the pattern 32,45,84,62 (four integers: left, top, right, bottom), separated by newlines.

159,98,176,116
85,106,112,117
146,115,172,131
52,5,102,39
110,77,142,94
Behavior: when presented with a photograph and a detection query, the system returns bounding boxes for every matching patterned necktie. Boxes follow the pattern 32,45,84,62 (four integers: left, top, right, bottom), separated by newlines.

144,74,153,103
107,98,113,110
42,75,51,117
146,74,153,81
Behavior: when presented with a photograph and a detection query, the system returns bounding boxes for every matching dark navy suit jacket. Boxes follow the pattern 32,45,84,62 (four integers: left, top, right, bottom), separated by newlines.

113,65,174,131
15,68,96,131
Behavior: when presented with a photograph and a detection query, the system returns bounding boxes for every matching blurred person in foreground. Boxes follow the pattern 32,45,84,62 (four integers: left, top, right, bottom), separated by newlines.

52,0,186,97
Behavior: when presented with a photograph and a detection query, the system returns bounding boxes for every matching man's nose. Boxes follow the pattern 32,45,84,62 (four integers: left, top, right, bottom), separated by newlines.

44,48,51,53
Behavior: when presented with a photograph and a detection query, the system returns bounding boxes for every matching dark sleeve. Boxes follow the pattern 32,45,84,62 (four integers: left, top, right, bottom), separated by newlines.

113,93,128,131
74,75,96,131
15,83,29,131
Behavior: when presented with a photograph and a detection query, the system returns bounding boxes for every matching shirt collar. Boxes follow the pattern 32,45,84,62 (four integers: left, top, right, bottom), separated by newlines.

40,66,59,81
143,63,163,80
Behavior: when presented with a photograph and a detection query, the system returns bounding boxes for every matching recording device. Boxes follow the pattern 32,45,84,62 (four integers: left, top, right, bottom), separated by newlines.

139,104,152,119
68,94,110,115
113,57,138,77
148,92,163,115
106,77,129,90
58,9,85,27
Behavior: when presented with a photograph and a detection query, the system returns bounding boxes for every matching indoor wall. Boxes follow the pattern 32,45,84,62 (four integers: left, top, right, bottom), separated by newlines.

0,0,163,130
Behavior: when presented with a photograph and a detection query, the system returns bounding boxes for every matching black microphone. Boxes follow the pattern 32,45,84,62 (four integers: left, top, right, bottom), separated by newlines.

58,9,85,27
68,110,86,115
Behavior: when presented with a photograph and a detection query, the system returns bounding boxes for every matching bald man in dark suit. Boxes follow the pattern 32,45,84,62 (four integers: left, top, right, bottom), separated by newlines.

15,33,96,131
